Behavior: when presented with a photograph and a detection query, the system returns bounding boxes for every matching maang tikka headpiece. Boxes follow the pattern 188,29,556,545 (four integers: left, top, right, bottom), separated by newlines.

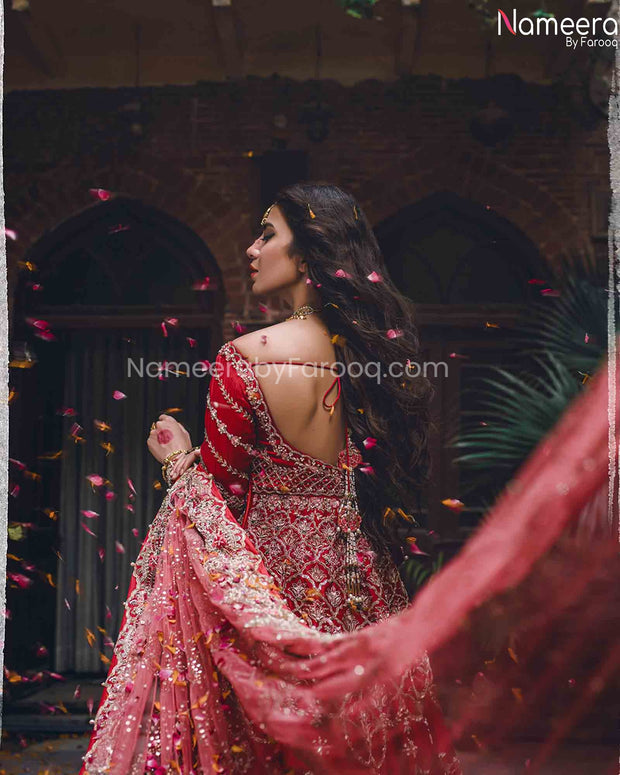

261,204,275,227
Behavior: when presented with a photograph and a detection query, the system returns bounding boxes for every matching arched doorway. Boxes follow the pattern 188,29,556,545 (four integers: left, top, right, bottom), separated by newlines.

375,191,551,546
8,198,224,676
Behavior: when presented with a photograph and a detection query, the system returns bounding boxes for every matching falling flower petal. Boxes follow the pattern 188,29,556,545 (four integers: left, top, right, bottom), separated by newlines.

98,547,105,562
187,337,197,348
132,528,139,537
35,329,56,341
58,407,77,417
335,268,352,279
113,390,126,400
127,478,136,495
125,504,134,513
105,605,112,620
228,482,247,496
406,537,429,556
359,465,375,475
115,541,126,554
73,685,81,699
81,510,99,519
362,437,377,449
258,303,269,313
449,352,469,360
81,523,97,537
9,457,26,470
192,277,213,291
8,572,33,588
89,188,112,201
540,288,560,297
87,697,95,714
441,498,465,513
105,490,116,501
386,329,403,339
86,474,105,488
64,598,71,610
108,223,130,234
527,278,546,285
367,271,383,283
5,228,18,241
232,321,247,334
584,333,590,343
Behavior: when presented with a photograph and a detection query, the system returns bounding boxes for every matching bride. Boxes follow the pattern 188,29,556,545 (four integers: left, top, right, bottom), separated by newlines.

80,182,461,773
80,182,617,774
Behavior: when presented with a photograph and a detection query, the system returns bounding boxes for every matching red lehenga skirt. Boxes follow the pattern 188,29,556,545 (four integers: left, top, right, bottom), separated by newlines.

80,342,619,774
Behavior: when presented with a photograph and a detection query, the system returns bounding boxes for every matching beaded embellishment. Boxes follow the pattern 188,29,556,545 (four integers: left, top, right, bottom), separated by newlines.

337,437,364,609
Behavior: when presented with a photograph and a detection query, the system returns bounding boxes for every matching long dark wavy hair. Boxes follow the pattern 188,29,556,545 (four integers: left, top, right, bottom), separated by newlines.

273,182,434,548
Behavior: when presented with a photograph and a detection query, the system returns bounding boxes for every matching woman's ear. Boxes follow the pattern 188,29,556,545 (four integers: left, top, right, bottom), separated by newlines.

296,256,309,275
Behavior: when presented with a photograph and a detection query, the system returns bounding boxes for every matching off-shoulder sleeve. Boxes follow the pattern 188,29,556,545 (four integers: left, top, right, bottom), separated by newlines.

200,349,257,521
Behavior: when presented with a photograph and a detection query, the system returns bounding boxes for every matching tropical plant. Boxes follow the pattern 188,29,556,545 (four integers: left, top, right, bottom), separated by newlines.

451,271,612,500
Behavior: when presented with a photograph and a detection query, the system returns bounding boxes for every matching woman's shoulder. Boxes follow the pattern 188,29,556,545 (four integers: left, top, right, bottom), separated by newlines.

230,320,335,364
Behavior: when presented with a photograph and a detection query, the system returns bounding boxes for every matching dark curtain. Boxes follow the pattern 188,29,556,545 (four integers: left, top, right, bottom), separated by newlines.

54,327,214,672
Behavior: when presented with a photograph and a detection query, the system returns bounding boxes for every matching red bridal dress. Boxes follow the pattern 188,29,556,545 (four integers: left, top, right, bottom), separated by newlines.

80,339,619,775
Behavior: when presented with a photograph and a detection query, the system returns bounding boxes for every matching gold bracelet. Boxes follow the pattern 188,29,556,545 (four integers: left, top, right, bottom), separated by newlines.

161,447,201,486
161,449,186,484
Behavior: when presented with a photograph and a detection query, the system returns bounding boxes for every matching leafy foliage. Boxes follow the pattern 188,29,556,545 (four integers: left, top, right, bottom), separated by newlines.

451,274,610,487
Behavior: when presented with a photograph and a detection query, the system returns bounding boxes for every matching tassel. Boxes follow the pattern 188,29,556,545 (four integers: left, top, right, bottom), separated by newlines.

337,473,364,609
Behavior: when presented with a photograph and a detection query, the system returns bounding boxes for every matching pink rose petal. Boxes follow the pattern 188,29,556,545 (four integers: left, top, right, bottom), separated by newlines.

89,188,111,201
113,390,126,401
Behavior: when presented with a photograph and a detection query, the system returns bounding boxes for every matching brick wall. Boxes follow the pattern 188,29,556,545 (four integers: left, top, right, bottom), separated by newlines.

5,74,610,336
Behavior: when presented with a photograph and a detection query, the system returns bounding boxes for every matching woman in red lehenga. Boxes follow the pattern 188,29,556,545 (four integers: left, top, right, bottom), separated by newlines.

80,183,619,775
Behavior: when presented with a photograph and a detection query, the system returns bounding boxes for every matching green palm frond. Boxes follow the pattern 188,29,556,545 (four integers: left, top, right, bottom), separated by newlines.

450,273,609,483
452,355,581,475
517,275,609,374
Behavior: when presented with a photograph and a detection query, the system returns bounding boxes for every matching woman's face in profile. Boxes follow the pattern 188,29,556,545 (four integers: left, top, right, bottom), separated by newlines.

246,205,304,297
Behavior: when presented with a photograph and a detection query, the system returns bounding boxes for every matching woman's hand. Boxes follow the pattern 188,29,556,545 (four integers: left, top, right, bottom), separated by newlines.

166,448,201,483
147,414,192,464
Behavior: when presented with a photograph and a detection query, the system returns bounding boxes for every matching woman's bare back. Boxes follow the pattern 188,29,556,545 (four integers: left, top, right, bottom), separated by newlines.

232,318,347,466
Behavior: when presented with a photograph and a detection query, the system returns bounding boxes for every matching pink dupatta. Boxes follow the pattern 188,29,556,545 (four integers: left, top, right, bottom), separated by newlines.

81,345,619,774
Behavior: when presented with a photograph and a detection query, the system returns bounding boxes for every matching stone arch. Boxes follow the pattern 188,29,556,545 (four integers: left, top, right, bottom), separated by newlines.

6,154,254,324
352,141,593,274
374,189,548,304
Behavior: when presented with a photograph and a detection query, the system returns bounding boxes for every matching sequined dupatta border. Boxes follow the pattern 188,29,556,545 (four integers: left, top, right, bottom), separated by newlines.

81,463,455,774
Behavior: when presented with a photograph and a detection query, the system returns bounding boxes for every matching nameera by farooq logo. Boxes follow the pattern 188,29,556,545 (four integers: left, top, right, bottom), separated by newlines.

496,8,619,40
